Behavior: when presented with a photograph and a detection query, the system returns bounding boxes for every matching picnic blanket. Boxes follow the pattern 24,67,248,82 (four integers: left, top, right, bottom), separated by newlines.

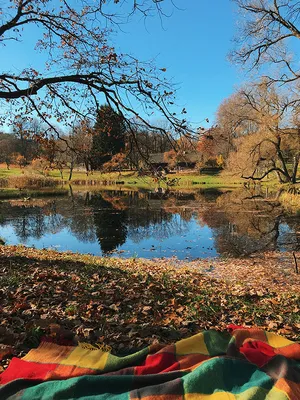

0,326,299,399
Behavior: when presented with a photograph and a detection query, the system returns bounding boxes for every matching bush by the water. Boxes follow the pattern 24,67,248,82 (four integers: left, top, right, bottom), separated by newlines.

280,191,300,213
9,175,59,189
0,178,9,188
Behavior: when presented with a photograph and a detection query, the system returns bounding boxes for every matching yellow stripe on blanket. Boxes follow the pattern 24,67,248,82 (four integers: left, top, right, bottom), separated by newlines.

175,333,209,356
60,347,109,371
235,387,288,400
266,332,294,348
185,392,235,399
185,387,288,400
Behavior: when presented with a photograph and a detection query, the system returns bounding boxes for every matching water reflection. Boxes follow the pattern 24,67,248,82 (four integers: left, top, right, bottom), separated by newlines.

90,193,128,253
0,189,299,259
199,191,284,256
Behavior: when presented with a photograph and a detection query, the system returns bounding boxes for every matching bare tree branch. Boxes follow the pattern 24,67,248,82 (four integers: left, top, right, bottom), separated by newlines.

232,0,300,84
0,0,193,147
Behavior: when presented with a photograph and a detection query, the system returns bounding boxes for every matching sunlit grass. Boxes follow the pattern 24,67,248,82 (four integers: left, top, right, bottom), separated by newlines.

0,166,22,177
0,163,289,191
279,191,300,213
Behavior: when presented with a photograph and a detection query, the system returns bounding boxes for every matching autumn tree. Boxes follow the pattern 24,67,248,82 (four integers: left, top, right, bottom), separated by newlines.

31,157,51,176
11,117,41,162
232,1,300,85
0,0,191,148
215,95,256,160
12,153,26,170
41,136,58,165
72,121,93,175
103,153,128,173
164,137,198,170
91,105,126,169
176,136,197,153
225,80,300,183
49,143,65,179
196,97,257,169
55,136,80,181
196,127,227,167
163,149,178,169
0,134,17,169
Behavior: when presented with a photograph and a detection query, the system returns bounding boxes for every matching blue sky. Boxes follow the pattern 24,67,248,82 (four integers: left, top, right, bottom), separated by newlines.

113,0,247,127
1,0,246,130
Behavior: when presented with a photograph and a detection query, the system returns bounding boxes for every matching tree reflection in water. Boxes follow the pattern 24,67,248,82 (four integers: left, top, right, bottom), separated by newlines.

202,189,299,256
0,188,298,258
89,193,128,254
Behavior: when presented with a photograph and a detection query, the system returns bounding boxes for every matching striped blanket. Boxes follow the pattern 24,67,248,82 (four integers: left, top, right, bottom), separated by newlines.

0,327,299,399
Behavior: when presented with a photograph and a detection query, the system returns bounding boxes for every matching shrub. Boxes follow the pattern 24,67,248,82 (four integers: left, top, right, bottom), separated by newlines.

9,175,58,189
30,157,50,176
0,178,9,188
279,191,300,213
11,153,26,170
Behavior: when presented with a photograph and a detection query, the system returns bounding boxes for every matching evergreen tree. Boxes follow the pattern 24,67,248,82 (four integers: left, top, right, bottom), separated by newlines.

91,105,126,169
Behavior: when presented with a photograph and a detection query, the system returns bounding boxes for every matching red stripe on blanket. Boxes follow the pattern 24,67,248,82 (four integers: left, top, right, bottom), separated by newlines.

135,352,179,375
0,358,58,384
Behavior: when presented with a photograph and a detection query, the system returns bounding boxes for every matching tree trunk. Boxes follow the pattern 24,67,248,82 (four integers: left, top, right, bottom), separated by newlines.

291,155,299,184
68,162,74,181
69,184,75,207
85,160,90,176
275,170,285,183
276,137,291,182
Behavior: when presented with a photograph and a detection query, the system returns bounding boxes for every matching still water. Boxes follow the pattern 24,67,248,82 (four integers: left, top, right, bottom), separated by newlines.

0,189,299,259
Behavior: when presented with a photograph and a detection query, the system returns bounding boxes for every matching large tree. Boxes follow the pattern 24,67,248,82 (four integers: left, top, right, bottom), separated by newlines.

215,94,255,160
0,0,190,144
223,80,300,183
232,0,300,85
91,105,126,169
0,133,17,169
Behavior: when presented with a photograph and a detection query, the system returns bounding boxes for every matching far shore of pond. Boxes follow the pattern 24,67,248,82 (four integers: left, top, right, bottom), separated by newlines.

0,167,299,215
0,165,283,193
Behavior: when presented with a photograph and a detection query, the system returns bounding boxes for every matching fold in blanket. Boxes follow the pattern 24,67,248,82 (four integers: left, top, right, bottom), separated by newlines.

0,327,299,399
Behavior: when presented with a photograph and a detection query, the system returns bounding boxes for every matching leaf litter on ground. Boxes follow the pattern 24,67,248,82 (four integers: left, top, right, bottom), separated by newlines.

0,245,299,370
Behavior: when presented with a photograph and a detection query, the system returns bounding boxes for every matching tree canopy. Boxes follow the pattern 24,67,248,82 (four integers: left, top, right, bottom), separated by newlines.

0,0,190,142
218,80,300,183
91,105,126,169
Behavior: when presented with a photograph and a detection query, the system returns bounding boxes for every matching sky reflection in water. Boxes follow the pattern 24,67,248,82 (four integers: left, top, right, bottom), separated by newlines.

0,189,299,259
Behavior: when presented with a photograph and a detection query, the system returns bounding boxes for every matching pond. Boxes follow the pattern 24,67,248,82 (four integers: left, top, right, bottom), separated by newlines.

0,188,299,259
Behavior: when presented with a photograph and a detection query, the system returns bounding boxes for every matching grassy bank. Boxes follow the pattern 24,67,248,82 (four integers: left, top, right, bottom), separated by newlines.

0,165,280,191
0,246,299,367
279,191,300,214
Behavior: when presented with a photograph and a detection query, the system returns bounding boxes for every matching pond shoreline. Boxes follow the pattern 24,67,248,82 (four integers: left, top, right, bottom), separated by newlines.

5,245,299,293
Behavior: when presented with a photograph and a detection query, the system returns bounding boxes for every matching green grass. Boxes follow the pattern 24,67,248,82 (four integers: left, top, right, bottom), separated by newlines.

0,165,287,192
0,167,23,178
1,166,245,187
0,166,242,190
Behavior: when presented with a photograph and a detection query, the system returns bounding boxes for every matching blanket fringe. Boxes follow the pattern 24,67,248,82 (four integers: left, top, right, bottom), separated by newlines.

78,342,112,352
